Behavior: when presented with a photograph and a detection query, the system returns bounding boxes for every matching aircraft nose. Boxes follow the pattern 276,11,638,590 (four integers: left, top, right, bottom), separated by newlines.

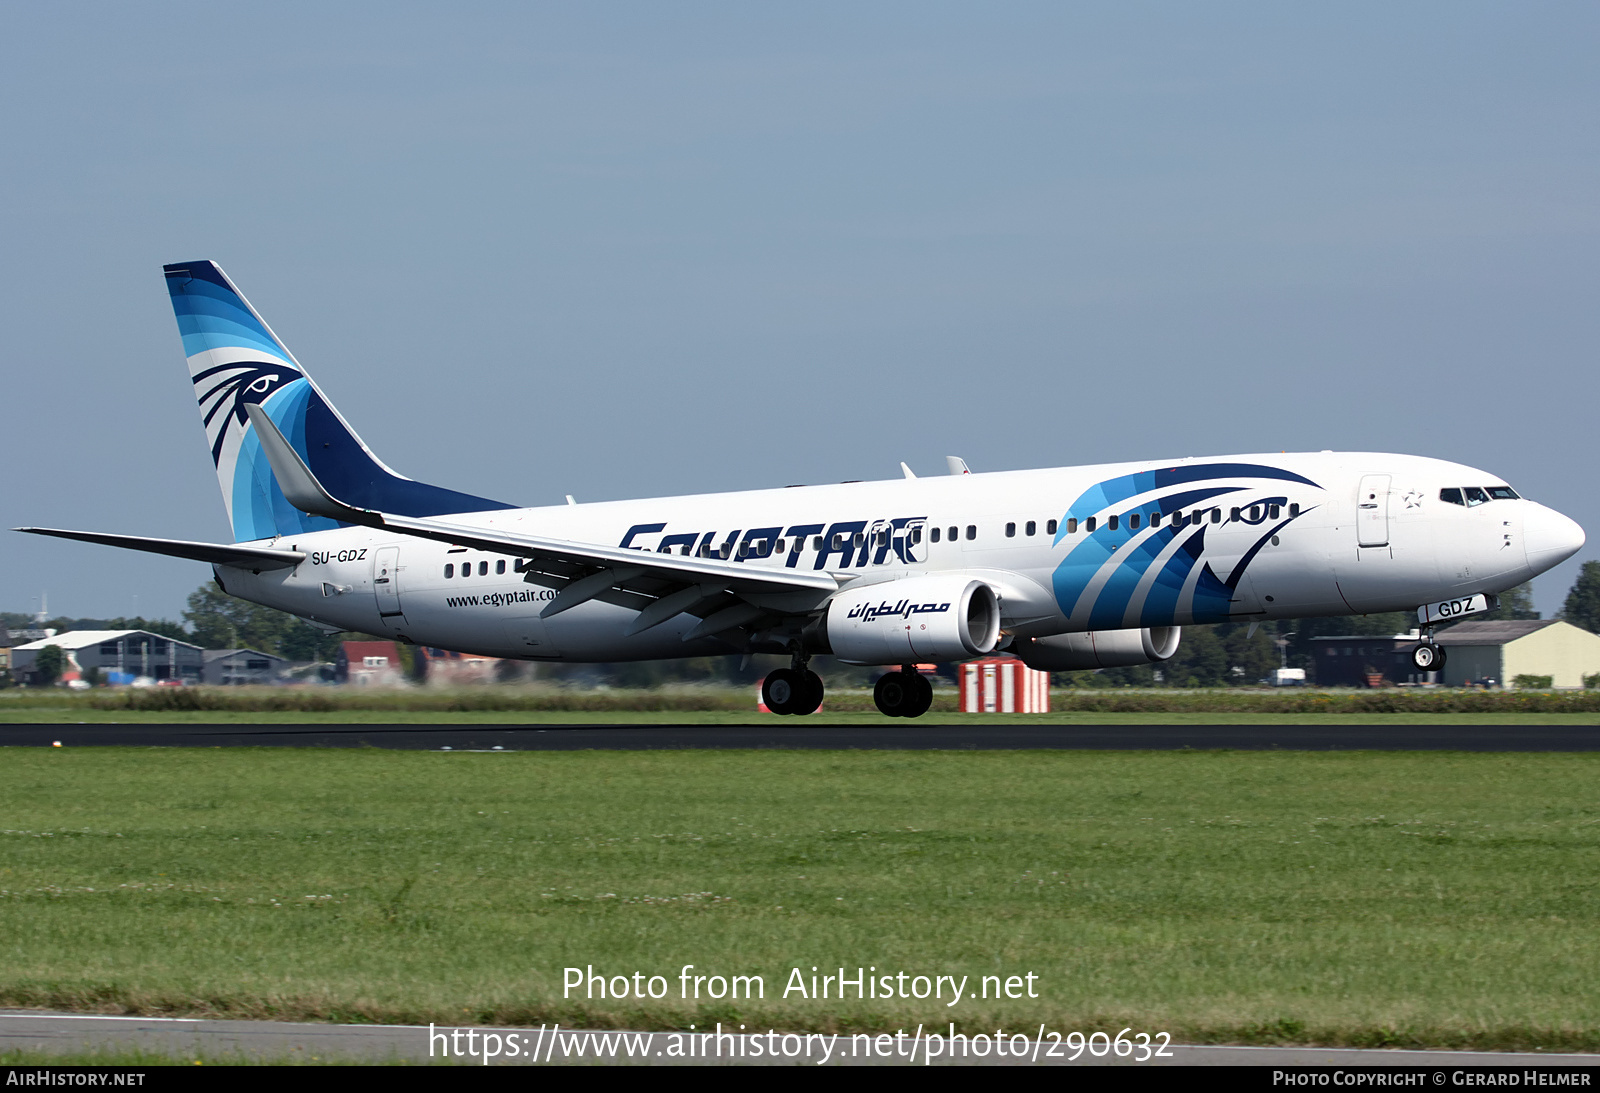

1524,503,1586,575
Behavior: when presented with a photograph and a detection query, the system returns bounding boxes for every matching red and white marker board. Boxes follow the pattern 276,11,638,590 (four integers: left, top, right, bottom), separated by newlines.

960,658,1050,713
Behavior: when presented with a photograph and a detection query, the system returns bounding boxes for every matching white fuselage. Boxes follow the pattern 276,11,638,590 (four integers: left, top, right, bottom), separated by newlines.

214,451,1577,663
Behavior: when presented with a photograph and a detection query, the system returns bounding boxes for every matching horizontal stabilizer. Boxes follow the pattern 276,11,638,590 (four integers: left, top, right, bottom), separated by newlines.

14,528,305,571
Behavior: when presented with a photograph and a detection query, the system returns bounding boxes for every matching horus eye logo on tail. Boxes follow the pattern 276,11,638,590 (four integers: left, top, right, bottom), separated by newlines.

193,360,306,468
164,259,515,544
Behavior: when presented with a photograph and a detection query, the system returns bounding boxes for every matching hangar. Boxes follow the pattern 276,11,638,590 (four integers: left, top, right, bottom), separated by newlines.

1434,619,1600,689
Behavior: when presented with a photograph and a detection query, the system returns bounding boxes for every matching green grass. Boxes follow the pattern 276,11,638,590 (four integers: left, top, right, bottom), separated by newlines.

3,748,1600,1051
2,685,1599,723
2,709,1598,724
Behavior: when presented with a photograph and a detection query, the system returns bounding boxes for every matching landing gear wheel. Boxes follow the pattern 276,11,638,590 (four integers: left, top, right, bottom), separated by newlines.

1411,644,1446,672
762,668,803,715
876,672,915,723
901,672,933,719
792,670,824,716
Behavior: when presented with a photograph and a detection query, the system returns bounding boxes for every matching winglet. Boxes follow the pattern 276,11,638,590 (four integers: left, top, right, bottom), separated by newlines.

945,456,971,476
243,403,380,526
900,462,917,480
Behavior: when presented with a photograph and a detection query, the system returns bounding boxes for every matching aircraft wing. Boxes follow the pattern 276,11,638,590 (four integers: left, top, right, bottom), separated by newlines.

14,527,305,571
243,404,841,636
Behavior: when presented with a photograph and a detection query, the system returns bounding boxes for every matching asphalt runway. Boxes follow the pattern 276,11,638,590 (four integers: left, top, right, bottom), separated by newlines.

2,722,1599,750
3,1011,1598,1067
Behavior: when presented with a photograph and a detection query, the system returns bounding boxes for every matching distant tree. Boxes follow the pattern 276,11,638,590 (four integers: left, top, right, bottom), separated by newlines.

1474,583,1539,622
182,582,343,661
32,644,66,687
1561,562,1600,634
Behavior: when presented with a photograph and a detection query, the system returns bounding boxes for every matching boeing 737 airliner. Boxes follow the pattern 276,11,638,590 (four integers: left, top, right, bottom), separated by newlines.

17,262,1587,716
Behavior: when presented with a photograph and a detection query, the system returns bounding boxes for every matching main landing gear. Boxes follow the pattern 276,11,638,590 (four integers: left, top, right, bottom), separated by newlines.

762,654,824,716
873,666,933,719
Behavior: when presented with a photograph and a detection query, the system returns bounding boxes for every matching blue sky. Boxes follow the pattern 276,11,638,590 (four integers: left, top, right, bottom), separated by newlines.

3,2,1596,621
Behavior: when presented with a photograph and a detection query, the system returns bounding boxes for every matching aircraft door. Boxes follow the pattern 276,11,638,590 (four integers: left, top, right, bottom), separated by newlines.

1356,474,1391,548
373,546,403,618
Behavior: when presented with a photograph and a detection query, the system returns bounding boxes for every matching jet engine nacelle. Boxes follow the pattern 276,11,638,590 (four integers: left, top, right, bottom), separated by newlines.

822,575,1001,665
1013,626,1182,671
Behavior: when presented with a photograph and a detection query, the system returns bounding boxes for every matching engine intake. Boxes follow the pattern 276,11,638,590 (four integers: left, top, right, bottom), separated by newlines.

1013,627,1182,671
823,575,1001,664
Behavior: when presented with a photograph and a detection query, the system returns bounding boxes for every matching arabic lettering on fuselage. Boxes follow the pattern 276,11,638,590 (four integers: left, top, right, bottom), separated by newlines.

844,599,953,623
617,518,932,569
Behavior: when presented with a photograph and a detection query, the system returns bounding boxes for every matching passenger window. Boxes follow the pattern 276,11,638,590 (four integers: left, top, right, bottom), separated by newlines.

853,533,865,548
496,560,506,575
461,562,470,577
1085,517,1097,532
966,525,977,540
1269,504,1280,519
931,526,941,543
1487,486,1519,500
1249,506,1260,521
813,536,824,551
1025,520,1036,536
1210,509,1221,524
775,539,786,555
1290,503,1301,517
1465,487,1489,506
479,561,488,576
948,526,958,541
1149,512,1160,527
445,564,454,578
1230,507,1240,521
1005,522,1016,538
1065,518,1077,534
1108,515,1119,531
1047,519,1058,535
1128,514,1140,531
1171,509,1182,525
910,527,922,544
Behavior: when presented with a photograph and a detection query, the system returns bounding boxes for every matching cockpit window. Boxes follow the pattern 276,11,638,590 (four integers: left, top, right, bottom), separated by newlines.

1464,487,1490,506
1487,486,1519,500
1440,488,1464,506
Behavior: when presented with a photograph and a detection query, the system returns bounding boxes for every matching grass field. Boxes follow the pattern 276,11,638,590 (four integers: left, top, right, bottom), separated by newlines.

2,747,1599,1050
3,685,1599,724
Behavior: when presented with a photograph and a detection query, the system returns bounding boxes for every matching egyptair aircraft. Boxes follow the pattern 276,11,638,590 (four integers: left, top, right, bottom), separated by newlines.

17,261,1587,716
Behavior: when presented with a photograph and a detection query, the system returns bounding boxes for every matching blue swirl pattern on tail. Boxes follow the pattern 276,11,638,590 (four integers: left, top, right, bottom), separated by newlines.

165,261,513,543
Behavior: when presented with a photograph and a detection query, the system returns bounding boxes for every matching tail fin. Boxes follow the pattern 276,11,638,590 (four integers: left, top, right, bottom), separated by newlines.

164,261,511,542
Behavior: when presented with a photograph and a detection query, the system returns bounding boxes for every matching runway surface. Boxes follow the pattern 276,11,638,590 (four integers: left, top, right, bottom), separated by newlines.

3,1011,1596,1067
2,722,1599,750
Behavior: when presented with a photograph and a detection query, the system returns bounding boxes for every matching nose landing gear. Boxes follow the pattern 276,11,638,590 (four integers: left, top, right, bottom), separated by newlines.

1411,625,1447,672
873,666,934,718
1411,642,1447,672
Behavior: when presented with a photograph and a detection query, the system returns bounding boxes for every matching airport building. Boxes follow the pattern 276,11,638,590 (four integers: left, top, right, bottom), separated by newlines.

201,648,291,686
10,630,204,685
1434,620,1600,689
336,641,406,685
1310,619,1600,688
